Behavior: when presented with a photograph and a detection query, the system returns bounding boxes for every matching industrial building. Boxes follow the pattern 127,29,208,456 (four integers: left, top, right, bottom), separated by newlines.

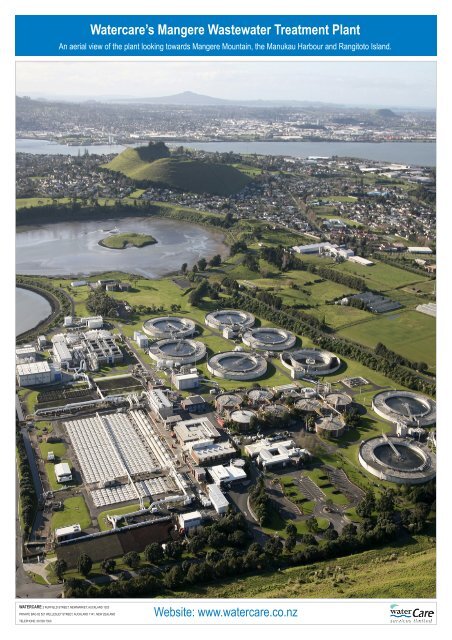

63,315,103,329
178,511,203,531
52,330,123,371
180,395,208,413
174,417,220,445
16,361,55,387
207,484,229,515
147,389,173,420
133,331,149,349
172,372,200,390
208,462,247,486
15,345,37,363
54,462,72,483
188,440,236,466
55,524,81,542
245,439,305,469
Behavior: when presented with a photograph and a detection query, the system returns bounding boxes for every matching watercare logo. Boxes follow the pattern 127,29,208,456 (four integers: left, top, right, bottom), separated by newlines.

389,603,435,624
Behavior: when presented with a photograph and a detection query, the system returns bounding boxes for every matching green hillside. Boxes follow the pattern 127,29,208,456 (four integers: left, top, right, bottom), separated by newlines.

105,148,251,196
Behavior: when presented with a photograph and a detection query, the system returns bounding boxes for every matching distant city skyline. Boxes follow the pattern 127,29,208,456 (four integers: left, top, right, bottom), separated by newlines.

16,61,436,109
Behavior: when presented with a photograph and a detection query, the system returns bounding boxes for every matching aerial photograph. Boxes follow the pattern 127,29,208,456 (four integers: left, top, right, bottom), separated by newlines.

15,61,436,599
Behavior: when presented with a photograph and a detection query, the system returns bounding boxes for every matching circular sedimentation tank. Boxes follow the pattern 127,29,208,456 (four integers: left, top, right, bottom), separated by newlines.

324,392,353,412
215,393,243,413
280,348,341,378
315,414,346,438
242,327,296,352
247,388,274,404
143,316,196,339
261,404,287,418
359,436,436,484
207,351,267,381
372,391,436,426
205,309,255,331
230,409,257,427
295,398,323,413
148,338,206,366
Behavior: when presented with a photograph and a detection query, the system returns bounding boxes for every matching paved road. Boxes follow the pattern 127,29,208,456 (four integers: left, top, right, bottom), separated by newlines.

227,464,268,546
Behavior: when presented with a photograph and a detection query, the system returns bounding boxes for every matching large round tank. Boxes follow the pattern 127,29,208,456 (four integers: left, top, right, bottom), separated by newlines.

205,309,255,331
207,351,267,381
372,391,436,426
324,392,353,412
242,327,296,352
143,316,196,339
359,436,436,484
280,348,341,378
148,338,206,366
315,414,346,438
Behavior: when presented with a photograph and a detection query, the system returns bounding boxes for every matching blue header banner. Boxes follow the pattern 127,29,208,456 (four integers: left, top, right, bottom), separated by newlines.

15,15,437,57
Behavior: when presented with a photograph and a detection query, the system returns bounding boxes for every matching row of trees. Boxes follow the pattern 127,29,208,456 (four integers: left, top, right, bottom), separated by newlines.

375,342,429,374
16,424,37,537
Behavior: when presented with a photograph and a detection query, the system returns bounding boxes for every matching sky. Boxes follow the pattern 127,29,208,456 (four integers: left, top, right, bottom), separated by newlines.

16,61,436,108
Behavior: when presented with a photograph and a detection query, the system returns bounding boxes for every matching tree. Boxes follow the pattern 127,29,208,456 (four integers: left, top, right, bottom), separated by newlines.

356,489,376,518
285,534,297,552
197,258,208,271
188,536,205,554
209,254,222,268
77,553,93,577
306,517,320,534
54,559,67,580
144,543,163,564
165,541,183,560
181,263,188,273
101,559,116,574
286,523,297,537
123,551,140,570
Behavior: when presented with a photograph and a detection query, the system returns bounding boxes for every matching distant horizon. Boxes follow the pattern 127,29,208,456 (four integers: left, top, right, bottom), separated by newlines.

16,91,435,112
16,61,436,109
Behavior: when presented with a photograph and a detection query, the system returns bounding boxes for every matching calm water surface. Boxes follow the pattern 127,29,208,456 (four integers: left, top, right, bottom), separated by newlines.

16,217,227,278
16,287,52,336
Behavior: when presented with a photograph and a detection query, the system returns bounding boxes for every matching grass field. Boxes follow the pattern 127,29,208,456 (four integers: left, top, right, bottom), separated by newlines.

338,310,436,369
105,149,251,196
39,442,67,460
174,535,435,599
50,496,91,531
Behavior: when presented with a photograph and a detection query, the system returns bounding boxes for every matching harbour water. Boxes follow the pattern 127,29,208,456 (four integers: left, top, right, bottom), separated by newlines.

16,138,436,166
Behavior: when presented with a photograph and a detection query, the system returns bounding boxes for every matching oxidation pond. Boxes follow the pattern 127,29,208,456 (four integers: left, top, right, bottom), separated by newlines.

16,217,227,278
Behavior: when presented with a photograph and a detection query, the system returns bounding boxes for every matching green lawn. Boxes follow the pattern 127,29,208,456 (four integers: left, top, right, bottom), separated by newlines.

45,459,74,491
338,310,436,369
39,442,67,460
51,496,91,531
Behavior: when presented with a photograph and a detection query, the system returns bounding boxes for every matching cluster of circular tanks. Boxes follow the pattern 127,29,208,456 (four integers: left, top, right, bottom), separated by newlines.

359,390,436,484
